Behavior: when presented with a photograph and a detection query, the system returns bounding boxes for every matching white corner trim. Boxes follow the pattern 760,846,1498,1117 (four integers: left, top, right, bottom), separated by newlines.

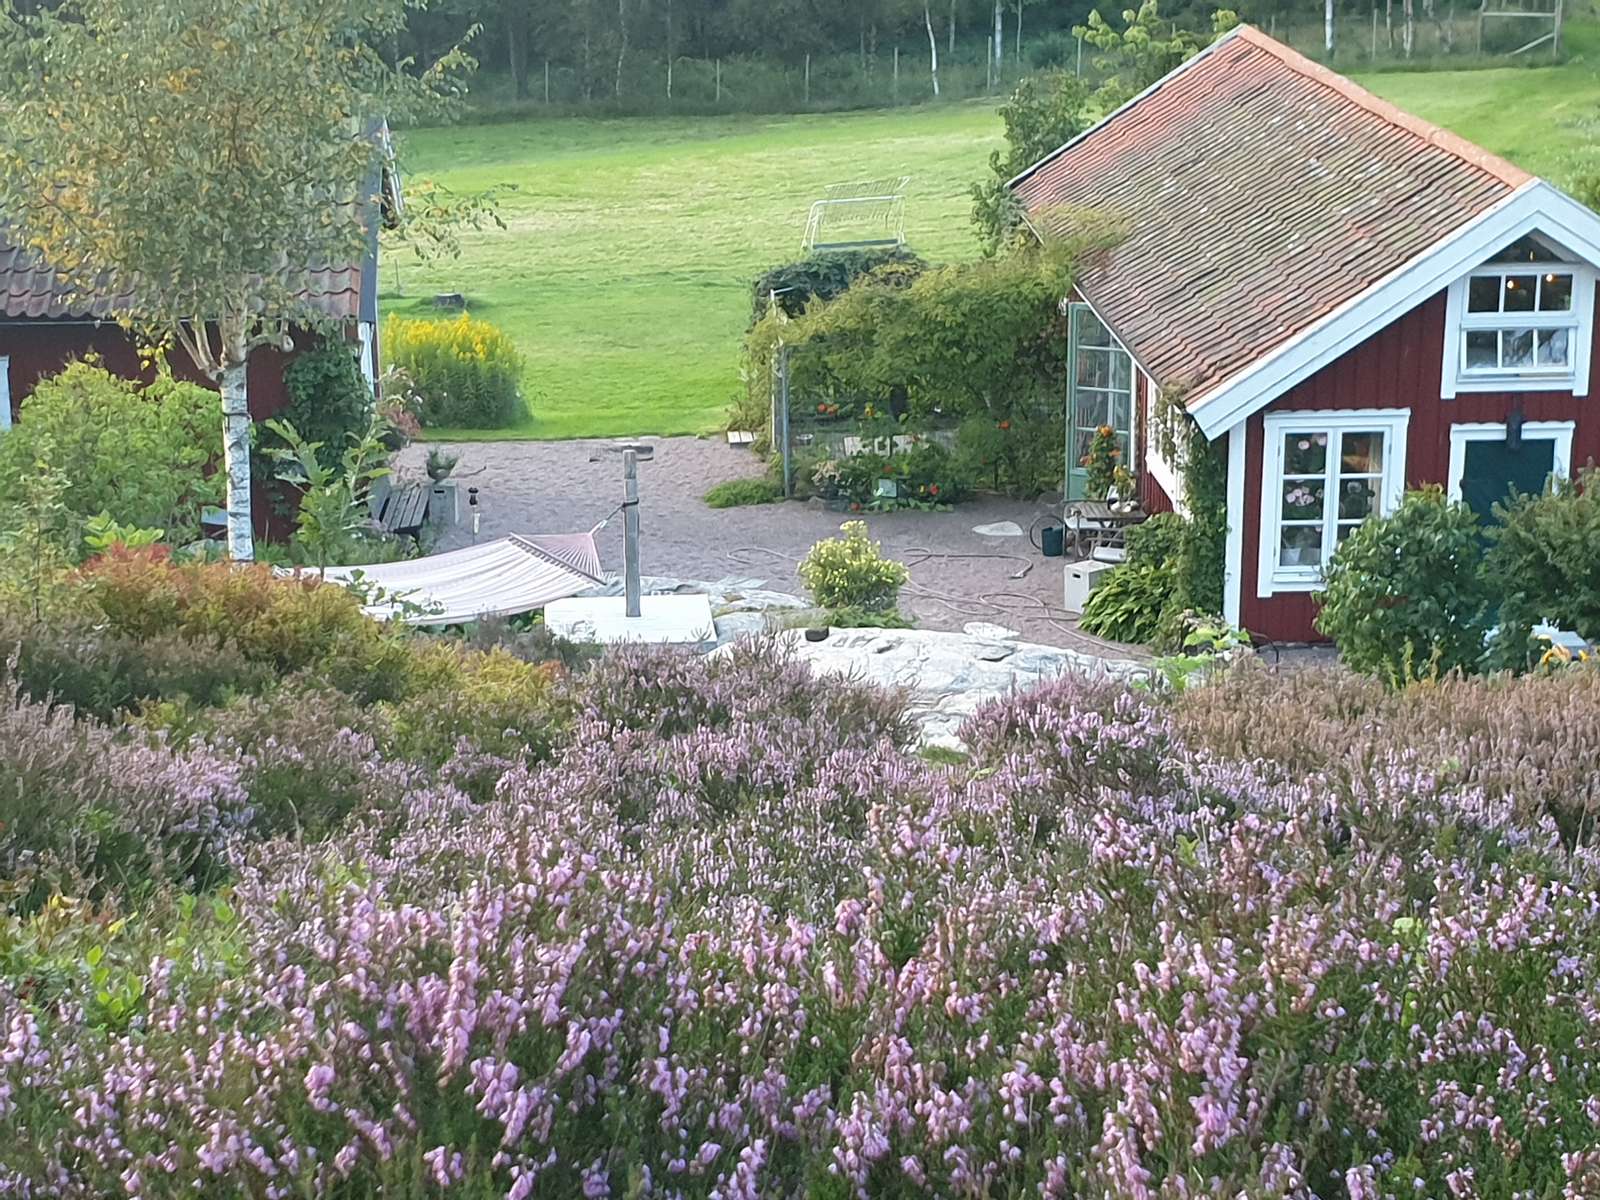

1223,419,1246,627
358,321,377,391
1255,408,1411,600
1193,180,1600,440
1440,267,1594,399
1445,419,1575,502
0,355,10,431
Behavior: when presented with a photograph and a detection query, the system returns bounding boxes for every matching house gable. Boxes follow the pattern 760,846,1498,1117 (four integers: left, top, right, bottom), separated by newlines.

1192,180,1600,439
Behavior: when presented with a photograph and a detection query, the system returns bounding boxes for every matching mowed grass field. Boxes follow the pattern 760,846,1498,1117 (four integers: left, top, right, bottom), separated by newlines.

388,41,1600,441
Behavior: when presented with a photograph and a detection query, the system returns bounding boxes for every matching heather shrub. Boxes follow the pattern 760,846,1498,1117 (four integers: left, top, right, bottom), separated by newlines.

0,610,277,720
383,312,526,428
1175,657,1600,841
0,677,248,907
1315,487,1491,682
75,547,407,691
383,641,567,768
1483,466,1600,668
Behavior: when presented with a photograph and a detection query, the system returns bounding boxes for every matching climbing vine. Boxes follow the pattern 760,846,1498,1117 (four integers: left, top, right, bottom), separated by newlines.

1152,382,1227,623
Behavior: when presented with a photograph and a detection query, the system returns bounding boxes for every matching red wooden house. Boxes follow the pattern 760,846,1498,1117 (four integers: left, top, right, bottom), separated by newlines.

1011,24,1600,642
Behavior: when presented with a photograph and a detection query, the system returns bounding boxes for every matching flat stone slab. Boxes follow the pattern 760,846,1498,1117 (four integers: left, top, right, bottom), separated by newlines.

741,627,1147,750
972,520,1024,537
546,593,716,644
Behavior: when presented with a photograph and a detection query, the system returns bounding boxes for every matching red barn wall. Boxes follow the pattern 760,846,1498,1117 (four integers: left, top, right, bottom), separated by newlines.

1237,285,1600,641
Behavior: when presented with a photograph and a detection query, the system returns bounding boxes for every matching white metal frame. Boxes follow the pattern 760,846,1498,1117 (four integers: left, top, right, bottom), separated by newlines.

1446,419,1574,502
0,355,10,431
801,177,910,252
1256,407,1411,597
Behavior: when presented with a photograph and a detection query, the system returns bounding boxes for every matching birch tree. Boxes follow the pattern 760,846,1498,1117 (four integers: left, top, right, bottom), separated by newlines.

0,0,470,562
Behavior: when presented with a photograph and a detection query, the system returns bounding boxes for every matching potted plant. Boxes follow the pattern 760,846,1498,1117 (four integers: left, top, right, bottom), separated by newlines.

426,447,459,483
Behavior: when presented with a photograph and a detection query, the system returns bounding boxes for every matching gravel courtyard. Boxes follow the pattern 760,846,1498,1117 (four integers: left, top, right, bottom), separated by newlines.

397,436,1142,657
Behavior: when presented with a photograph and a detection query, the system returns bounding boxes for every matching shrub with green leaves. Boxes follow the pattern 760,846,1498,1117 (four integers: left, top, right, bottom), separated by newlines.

797,520,908,611
1078,512,1187,646
0,361,220,549
1483,466,1600,668
751,247,924,322
272,344,373,471
1315,486,1491,682
703,476,783,508
383,312,525,428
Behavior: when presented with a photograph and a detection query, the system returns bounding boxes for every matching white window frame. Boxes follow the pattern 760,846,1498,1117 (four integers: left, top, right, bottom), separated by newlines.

1257,408,1411,597
0,355,11,431
1442,262,1594,398
1445,420,1574,504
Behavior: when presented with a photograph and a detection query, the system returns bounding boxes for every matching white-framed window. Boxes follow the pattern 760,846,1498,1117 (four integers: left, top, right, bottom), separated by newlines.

1446,420,1574,505
1258,408,1410,596
1442,236,1594,398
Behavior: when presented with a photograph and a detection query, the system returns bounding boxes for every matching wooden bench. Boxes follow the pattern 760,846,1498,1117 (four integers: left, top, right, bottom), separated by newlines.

376,482,430,539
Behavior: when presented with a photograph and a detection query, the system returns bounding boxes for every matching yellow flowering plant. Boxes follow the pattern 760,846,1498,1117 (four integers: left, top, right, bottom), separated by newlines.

797,521,909,611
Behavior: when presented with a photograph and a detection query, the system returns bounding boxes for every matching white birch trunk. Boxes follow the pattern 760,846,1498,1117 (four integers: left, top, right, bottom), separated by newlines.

1325,0,1336,53
993,1,1003,74
924,5,939,96
1403,0,1414,56
219,357,254,562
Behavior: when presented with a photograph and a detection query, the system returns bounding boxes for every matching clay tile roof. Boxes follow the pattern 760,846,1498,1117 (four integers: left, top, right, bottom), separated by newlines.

1010,24,1530,404
0,235,364,322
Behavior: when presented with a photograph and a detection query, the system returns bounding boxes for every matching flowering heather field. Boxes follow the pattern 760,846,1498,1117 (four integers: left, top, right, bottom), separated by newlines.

6,634,1600,1199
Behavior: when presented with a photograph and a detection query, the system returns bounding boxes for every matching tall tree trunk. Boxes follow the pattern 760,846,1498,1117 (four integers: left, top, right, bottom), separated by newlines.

1014,0,1021,56
948,0,956,53
1386,0,1394,49
924,5,940,95
615,0,629,99
1403,0,1414,56
506,2,529,98
665,0,673,98
219,351,253,563
1325,0,1336,54
993,0,1003,74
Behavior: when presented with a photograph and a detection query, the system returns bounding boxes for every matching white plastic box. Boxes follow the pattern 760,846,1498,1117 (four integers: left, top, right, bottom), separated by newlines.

1063,559,1119,613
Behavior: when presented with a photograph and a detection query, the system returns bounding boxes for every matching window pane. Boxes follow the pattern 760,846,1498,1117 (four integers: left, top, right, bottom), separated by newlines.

1282,432,1327,476
1075,311,1112,349
1490,235,1560,264
1538,272,1574,312
1075,391,1110,428
1076,349,1110,389
1338,477,1377,521
1503,275,1537,312
1537,328,1571,367
1281,478,1325,520
1503,329,1535,368
1336,522,1361,544
1110,353,1132,391
1464,330,1499,369
1279,524,1323,567
1340,431,1384,474
1468,275,1501,313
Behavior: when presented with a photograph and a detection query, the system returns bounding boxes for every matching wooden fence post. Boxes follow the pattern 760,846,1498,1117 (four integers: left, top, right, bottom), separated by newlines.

544,60,550,103
715,58,722,103
892,46,899,103
804,53,811,105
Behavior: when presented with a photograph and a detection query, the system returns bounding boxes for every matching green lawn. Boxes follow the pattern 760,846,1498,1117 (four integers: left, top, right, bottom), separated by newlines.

389,42,1600,441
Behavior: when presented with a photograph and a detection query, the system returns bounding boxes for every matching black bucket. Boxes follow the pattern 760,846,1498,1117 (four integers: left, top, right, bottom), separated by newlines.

1039,524,1066,558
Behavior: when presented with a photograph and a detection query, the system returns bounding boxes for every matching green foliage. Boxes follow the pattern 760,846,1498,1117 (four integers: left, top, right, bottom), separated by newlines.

276,346,374,472
751,248,925,322
1178,425,1227,616
384,313,528,428
82,513,164,555
1082,424,1120,500
0,456,76,622
823,605,915,628
703,476,784,508
1075,0,1237,110
0,362,219,550
1079,557,1177,644
263,416,394,572
798,520,909,611
1483,466,1600,668
382,642,567,769
1315,487,1491,683
1146,620,1251,693
951,409,1064,497
807,437,971,509
970,70,1091,254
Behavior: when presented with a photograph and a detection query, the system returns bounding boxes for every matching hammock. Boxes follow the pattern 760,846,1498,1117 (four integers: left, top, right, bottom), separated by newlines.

309,533,606,626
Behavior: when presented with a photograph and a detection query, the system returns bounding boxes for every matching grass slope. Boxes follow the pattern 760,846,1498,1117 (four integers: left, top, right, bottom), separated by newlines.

388,45,1599,441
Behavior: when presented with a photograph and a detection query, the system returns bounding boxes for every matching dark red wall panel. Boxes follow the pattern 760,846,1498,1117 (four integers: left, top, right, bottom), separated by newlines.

1238,284,1600,641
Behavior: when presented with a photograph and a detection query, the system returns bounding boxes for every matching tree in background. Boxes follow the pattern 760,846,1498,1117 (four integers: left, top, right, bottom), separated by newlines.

970,71,1091,252
0,0,471,562
1075,0,1236,109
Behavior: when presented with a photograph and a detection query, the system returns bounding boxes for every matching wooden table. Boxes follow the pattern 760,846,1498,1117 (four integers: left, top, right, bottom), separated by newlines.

1065,499,1146,560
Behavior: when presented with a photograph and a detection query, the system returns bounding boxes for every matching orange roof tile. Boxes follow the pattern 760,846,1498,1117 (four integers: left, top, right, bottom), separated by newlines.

1011,25,1528,401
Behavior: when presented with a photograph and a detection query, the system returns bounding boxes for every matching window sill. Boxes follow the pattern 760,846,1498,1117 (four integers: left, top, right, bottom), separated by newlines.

1452,372,1578,394
1262,571,1323,594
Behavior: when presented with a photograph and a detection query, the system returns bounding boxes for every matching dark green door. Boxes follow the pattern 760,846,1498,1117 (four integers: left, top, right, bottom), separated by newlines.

1458,437,1557,523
